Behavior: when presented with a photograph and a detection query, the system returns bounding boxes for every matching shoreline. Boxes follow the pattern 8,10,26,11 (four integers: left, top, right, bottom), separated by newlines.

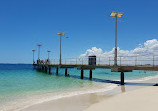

16,83,118,111
18,75,158,111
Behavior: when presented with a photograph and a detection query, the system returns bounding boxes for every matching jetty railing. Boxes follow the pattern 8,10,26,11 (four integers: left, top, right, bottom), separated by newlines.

51,55,158,67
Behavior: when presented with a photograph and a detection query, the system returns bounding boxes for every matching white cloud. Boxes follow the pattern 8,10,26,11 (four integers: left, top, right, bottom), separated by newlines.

80,47,103,57
80,39,158,57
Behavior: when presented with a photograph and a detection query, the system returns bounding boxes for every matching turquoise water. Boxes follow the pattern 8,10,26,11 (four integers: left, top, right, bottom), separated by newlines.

0,64,158,111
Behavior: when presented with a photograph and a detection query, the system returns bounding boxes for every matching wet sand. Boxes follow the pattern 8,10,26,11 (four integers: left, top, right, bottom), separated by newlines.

20,92,112,111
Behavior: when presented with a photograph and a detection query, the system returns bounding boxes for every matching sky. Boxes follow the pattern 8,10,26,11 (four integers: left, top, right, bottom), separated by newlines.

0,0,158,63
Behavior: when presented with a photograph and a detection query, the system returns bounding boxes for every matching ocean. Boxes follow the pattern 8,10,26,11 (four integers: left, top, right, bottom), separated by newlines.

0,64,158,111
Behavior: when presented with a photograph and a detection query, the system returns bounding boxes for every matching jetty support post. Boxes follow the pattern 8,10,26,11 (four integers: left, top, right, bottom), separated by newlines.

121,72,124,85
81,69,84,79
89,69,92,80
56,67,59,75
45,66,47,73
49,67,51,74
65,68,68,76
42,66,44,70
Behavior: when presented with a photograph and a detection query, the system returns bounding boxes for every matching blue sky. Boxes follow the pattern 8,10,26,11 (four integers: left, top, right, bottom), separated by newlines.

0,0,158,63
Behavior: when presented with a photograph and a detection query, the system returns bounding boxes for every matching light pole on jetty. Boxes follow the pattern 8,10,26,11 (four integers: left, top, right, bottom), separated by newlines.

110,12,123,66
57,32,69,65
32,50,36,64
37,44,42,60
47,51,51,60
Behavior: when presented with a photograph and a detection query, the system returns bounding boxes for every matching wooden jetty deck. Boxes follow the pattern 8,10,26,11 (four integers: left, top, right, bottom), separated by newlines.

34,55,158,85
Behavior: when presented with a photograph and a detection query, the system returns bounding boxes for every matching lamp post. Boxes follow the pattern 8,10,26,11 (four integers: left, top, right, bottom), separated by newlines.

47,51,51,60
110,12,123,66
37,44,42,60
57,32,69,65
32,50,36,64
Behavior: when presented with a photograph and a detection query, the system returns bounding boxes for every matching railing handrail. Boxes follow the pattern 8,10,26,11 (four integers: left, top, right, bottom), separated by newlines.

51,55,158,60
49,55,158,66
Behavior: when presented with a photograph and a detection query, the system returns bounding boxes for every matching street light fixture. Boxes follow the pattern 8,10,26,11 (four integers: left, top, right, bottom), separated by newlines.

37,44,42,60
110,11,123,66
32,50,36,64
47,51,51,60
57,32,69,65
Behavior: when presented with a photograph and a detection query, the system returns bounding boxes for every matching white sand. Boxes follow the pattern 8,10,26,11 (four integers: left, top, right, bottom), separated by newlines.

84,86,158,111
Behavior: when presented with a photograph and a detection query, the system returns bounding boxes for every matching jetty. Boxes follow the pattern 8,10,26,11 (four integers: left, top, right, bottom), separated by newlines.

32,12,158,86
33,55,158,85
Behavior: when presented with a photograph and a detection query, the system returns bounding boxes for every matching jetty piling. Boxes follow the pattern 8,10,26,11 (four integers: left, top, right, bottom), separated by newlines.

121,72,124,85
89,69,92,80
42,66,44,70
49,67,51,74
81,69,84,79
56,67,59,75
65,68,68,76
45,66,47,73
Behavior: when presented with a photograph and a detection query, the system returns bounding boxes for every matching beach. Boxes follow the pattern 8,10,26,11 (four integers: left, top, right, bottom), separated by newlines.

19,75,158,111
84,86,158,111
19,86,158,111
